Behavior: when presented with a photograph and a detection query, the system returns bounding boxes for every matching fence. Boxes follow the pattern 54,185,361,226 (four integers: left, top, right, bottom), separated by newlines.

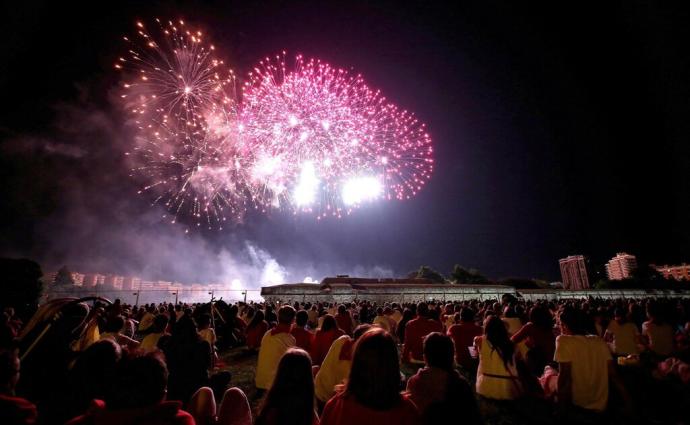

43,288,264,305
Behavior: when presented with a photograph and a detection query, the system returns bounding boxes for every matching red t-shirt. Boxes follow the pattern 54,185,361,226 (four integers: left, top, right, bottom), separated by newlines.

447,322,483,368
0,394,37,425
320,393,421,425
335,313,353,335
402,318,443,362
65,399,194,425
311,329,345,365
246,321,269,349
291,326,315,353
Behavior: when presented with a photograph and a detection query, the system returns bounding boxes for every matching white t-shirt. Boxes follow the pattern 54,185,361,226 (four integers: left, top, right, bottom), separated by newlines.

641,321,674,357
554,334,611,411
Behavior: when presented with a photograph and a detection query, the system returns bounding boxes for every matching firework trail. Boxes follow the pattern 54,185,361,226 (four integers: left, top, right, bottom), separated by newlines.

117,22,433,227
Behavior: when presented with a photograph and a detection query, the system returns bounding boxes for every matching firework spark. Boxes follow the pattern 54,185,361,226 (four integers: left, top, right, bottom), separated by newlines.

240,53,434,218
117,22,433,227
118,19,255,230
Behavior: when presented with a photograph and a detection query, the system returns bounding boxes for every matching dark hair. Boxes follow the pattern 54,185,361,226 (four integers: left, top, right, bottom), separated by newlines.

295,310,308,327
107,353,168,409
256,349,314,425
321,314,337,332
248,310,266,330
484,315,515,367
614,307,627,321
529,305,553,330
346,329,401,410
460,307,475,323
424,332,455,371
68,340,122,413
196,313,212,328
338,304,347,314
152,314,169,332
104,315,125,333
559,305,587,335
417,302,429,318
353,324,372,340
278,305,296,325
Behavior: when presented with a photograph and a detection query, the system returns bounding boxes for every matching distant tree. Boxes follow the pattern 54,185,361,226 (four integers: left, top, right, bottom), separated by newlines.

450,264,488,284
631,265,664,281
0,258,43,319
53,265,75,286
593,278,611,289
414,265,447,283
498,277,541,289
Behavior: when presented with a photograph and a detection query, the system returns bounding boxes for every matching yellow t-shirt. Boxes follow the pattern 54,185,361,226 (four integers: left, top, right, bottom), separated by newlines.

555,334,611,411
314,335,352,402
606,321,639,355
255,330,296,390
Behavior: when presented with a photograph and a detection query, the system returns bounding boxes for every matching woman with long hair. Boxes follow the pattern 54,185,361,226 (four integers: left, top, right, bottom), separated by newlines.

161,315,211,403
320,329,421,425
255,348,318,425
311,315,344,366
474,315,523,400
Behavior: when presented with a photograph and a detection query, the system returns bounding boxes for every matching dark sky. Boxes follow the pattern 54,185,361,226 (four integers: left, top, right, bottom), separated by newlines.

1,0,689,284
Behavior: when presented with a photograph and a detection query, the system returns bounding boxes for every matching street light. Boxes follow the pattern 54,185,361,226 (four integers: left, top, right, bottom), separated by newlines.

241,290,247,303
133,291,140,306
171,291,178,305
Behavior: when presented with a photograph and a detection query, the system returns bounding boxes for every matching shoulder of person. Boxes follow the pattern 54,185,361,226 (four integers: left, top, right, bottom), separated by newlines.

400,395,423,415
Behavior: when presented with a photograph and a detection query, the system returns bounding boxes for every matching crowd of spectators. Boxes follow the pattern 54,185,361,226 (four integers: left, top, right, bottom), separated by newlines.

1,295,690,424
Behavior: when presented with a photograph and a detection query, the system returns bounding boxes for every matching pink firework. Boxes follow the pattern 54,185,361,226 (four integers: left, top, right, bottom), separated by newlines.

240,53,434,218
117,19,256,230
116,22,433,226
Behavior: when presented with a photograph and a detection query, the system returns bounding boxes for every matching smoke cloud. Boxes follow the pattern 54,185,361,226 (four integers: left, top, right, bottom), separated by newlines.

0,87,397,298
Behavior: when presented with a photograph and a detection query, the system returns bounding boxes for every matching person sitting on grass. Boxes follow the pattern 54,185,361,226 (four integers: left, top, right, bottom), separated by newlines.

66,353,194,425
403,303,443,364
553,305,630,414
407,332,480,424
140,314,170,353
474,315,523,400
320,328,421,425
291,310,314,353
255,348,318,425
255,306,296,393
314,324,372,409
100,315,140,351
311,315,344,366
245,310,269,352
447,307,483,371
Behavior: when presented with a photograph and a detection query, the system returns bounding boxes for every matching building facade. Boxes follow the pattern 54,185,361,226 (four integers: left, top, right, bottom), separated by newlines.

261,276,516,303
559,255,590,290
654,263,690,281
605,253,637,280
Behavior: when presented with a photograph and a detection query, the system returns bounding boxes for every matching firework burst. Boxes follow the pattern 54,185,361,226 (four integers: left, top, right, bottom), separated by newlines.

240,53,434,218
118,19,255,230
117,21,433,227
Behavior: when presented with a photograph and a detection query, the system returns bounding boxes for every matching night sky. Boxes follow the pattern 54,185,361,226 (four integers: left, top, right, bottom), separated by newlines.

1,1,689,285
